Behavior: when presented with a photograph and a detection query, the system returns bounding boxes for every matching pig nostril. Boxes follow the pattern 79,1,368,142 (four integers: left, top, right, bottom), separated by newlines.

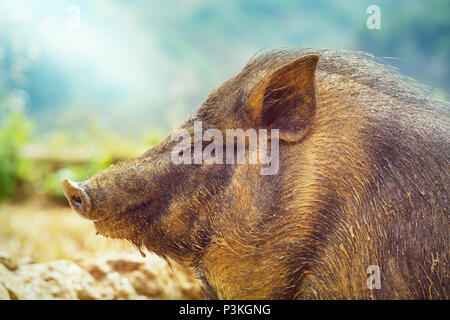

61,178,92,218
71,195,82,209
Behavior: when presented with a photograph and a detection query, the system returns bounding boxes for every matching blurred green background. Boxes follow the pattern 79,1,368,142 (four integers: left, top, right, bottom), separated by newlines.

0,0,449,202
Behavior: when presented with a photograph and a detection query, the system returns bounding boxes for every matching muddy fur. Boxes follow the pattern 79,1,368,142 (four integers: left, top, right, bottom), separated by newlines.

64,48,449,299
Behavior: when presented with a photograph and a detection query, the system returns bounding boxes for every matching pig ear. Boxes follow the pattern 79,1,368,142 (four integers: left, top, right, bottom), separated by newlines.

246,54,318,142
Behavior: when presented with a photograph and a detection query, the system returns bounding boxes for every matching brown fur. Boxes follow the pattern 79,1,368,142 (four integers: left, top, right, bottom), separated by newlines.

62,48,449,299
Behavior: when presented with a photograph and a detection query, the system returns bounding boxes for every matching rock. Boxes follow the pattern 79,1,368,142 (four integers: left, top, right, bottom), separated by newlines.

0,252,202,300
0,282,10,299
0,253,18,271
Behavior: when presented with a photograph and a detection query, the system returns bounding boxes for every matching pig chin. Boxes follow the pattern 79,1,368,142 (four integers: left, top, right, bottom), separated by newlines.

93,217,133,240
92,212,128,238
92,213,149,251
92,200,155,242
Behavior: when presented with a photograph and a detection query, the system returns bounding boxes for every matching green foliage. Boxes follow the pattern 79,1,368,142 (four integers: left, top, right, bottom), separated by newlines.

0,112,31,200
42,127,164,202
39,125,145,202
42,159,112,203
0,111,164,203
143,129,165,147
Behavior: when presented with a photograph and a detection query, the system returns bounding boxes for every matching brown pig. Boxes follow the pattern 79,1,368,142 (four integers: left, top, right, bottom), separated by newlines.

61,48,449,299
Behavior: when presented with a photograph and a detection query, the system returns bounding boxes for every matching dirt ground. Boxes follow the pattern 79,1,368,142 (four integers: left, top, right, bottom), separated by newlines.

0,197,136,261
0,198,202,300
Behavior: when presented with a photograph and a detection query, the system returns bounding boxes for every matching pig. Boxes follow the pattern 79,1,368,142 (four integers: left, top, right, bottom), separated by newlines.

61,48,449,299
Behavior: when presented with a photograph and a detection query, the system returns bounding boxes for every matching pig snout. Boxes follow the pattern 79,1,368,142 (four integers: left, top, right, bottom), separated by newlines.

61,179,93,219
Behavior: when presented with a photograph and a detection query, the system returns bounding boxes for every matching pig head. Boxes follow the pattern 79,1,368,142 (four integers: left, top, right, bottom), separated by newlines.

62,49,449,299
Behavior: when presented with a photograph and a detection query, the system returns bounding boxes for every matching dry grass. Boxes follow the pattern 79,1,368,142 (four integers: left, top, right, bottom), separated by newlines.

0,198,136,262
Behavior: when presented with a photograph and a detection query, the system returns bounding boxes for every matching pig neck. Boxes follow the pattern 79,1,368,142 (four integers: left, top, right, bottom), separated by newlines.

194,141,367,299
